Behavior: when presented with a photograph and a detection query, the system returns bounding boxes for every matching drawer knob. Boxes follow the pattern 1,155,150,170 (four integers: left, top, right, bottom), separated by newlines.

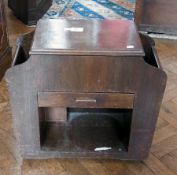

75,98,97,103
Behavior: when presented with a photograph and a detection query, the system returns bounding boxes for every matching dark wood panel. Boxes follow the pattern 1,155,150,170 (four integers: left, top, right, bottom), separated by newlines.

135,0,177,34
38,92,134,109
40,107,67,122
8,0,52,25
6,20,167,160
31,19,144,56
0,0,11,80
0,48,11,80
0,0,8,55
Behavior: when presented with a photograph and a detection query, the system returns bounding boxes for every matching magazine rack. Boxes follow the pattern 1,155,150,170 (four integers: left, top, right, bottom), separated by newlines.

6,19,166,160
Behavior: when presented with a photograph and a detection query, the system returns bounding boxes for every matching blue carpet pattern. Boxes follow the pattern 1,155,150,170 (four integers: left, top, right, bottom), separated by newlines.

43,0,135,20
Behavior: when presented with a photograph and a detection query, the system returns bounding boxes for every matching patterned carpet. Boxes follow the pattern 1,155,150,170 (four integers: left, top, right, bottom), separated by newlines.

43,0,135,20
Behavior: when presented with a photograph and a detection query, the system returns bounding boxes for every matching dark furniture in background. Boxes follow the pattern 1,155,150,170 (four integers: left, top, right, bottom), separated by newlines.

7,0,177,34
8,0,52,25
0,0,11,80
6,19,166,160
135,0,177,35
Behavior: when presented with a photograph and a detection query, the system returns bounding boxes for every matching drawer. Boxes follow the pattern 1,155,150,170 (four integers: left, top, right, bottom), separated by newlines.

38,92,134,109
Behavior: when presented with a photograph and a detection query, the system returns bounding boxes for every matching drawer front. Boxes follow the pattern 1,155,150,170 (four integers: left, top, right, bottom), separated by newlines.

38,92,134,109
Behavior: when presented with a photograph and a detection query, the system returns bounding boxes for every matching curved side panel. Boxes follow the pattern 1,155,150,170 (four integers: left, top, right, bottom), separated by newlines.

129,63,167,159
5,54,167,159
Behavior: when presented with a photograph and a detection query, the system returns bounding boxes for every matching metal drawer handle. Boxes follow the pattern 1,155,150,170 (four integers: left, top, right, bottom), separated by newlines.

75,98,97,103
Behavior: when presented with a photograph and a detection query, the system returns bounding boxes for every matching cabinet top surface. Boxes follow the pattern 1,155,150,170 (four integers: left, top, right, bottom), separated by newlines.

30,19,144,56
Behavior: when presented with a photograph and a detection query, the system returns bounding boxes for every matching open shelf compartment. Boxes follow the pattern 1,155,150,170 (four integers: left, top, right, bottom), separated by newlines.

39,108,132,154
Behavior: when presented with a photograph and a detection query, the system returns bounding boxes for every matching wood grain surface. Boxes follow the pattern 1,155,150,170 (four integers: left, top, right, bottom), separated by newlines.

5,18,166,160
0,0,11,80
136,0,177,34
1,0,177,174
31,19,144,56
38,92,134,109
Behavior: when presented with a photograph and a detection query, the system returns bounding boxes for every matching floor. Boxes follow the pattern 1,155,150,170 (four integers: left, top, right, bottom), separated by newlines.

1,1,177,175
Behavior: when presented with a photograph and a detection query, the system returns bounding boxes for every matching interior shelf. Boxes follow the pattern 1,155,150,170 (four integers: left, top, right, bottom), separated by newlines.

39,108,132,153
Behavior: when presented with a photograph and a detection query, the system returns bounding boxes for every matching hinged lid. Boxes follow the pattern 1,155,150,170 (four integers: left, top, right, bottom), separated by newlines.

30,19,144,56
